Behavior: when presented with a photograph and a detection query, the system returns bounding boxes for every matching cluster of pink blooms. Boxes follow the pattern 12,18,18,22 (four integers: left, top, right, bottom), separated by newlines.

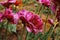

0,8,43,34
0,0,44,34
0,0,43,34
0,0,60,34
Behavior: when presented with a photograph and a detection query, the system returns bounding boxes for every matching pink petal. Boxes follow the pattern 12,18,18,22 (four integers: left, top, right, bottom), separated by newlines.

14,14,19,24
8,0,16,3
48,19,54,25
26,26,32,32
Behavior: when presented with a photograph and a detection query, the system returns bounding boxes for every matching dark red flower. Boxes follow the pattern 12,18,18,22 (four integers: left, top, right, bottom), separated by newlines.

3,8,14,23
27,14,43,34
18,10,43,34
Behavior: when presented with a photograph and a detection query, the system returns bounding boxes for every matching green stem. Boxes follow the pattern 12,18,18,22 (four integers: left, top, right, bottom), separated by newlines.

40,5,45,18
34,35,38,40
26,31,28,40
49,25,56,39
5,21,9,40
44,14,48,33
26,32,33,40
18,25,25,40
18,34,22,40
38,4,42,15
51,32,55,40
0,29,2,40
0,22,4,40
26,31,29,40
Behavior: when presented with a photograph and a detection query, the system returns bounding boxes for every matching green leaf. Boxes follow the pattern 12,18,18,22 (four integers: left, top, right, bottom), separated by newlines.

8,24,16,32
11,24,16,32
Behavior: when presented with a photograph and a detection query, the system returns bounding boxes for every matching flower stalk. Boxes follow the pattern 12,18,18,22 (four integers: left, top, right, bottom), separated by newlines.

5,21,9,40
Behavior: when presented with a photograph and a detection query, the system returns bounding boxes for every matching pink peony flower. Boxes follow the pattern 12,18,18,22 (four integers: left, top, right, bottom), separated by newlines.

26,14,43,34
18,10,29,23
39,0,50,7
18,10,33,23
18,10,43,34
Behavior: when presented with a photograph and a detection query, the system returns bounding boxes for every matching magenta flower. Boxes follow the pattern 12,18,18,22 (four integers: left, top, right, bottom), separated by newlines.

26,14,43,34
3,8,14,23
3,8,20,24
39,0,50,7
2,8,19,24
18,10,33,23
18,10,43,34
